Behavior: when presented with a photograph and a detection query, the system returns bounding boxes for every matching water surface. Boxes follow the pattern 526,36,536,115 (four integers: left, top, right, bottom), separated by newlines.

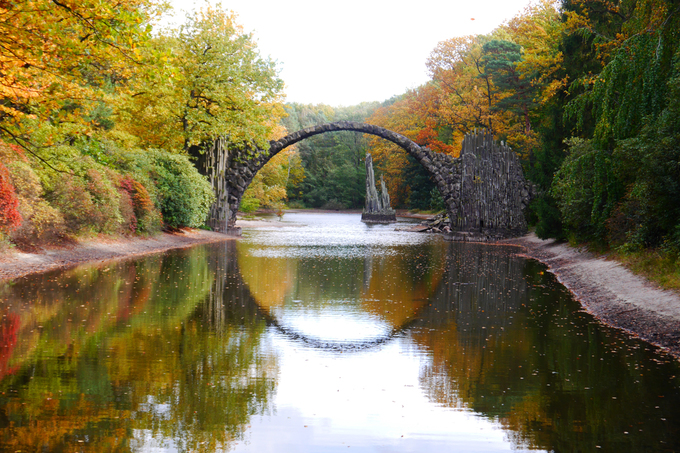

1,213,679,452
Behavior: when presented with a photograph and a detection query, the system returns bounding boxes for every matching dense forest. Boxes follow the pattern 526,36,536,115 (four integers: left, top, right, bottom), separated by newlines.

245,100,447,212
1,0,679,267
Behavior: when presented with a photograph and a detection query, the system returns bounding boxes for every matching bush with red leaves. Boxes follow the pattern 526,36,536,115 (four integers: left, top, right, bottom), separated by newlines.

0,163,22,234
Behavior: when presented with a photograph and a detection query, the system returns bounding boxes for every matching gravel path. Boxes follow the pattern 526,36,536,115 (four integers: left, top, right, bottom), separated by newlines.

502,233,680,359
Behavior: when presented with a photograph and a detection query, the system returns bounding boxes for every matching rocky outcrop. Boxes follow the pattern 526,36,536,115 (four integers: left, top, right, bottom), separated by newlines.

362,154,396,223
414,213,452,234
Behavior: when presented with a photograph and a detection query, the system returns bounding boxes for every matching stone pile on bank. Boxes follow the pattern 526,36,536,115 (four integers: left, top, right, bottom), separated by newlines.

400,213,451,233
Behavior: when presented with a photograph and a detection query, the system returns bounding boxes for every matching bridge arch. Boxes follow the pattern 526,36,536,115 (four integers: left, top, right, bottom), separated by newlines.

211,122,531,240
218,121,454,230
269,121,427,162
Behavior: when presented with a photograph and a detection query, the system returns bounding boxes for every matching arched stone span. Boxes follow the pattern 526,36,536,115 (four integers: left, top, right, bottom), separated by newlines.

212,121,533,240
218,121,450,226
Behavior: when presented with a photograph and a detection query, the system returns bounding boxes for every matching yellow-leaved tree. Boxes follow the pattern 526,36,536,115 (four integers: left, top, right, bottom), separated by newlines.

240,125,305,213
115,4,285,153
0,0,159,155
115,4,287,229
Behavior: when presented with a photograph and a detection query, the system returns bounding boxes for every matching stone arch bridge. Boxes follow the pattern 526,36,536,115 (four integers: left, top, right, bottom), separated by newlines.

201,121,532,240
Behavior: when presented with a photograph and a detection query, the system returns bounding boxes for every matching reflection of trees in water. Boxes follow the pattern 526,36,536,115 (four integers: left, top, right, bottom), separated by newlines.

0,243,278,452
237,240,447,331
361,244,446,328
415,242,680,452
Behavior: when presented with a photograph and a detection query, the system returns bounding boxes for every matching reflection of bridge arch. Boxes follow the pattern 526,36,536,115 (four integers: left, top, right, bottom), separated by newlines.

222,265,423,353
230,239,447,352
266,320,416,352
210,123,533,240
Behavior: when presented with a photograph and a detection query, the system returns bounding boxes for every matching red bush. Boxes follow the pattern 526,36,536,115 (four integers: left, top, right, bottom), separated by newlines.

0,163,22,234
119,175,159,233
0,140,27,163
118,176,138,233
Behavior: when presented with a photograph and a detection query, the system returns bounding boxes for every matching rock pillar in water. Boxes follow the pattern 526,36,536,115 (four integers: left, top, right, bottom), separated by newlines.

362,153,396,223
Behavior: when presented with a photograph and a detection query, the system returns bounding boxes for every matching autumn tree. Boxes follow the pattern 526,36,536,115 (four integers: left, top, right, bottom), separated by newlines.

115,5,286,230
0,0,158,154
365,89,448,210
117,5,285,153
240,124,305,212
426,35,502,135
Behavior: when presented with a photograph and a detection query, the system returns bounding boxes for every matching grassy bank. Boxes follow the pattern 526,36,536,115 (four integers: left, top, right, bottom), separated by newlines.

613,249,680,293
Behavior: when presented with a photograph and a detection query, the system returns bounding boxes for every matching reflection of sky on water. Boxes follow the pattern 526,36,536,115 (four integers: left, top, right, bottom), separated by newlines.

236,336,518,453
232,213,534,452
241,213,435,253
243,246,402,259
272,303,392,344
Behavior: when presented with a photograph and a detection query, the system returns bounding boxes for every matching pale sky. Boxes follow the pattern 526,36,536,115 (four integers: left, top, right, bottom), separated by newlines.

165,0,539,107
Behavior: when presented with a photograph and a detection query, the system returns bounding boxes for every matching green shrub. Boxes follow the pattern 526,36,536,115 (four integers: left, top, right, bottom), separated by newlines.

147,151,214,228
239,195,260,213
48,163,124,235
321,199,346,210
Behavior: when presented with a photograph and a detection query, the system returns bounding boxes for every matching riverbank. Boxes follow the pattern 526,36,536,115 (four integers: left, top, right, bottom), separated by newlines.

502,233,680,359
0,229,234,282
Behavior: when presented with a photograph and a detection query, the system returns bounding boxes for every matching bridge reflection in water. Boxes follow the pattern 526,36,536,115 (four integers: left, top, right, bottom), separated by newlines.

1,221,679,452
235,233,446,350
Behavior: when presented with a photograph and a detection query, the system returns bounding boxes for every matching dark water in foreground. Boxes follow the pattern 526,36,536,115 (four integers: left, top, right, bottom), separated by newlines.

1,213,679,452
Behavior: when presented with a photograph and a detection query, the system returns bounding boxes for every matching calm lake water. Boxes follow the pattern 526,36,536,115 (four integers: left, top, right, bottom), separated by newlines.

1,212,679,452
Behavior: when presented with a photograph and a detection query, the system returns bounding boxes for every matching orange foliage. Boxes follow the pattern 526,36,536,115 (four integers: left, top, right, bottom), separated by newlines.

0,0,156,139
366,86,456,206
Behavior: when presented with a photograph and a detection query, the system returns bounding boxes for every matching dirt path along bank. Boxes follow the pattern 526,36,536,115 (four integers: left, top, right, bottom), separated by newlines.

0,229,234,283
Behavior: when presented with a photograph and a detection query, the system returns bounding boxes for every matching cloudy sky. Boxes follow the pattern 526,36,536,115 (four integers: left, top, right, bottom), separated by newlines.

166,0,539,107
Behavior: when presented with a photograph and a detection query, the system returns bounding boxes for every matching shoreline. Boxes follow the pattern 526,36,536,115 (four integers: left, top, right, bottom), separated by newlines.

501,233,680,359
0,229,235,283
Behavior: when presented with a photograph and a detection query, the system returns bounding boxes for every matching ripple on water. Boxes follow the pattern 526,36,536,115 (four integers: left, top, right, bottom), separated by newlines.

241,213,439,259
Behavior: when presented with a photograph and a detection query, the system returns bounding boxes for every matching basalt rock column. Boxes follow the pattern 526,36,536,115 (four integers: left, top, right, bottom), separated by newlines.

445,130,532,241
362,153,396,223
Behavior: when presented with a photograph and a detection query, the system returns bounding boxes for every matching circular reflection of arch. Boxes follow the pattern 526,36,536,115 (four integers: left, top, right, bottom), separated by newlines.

233,235,447,353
